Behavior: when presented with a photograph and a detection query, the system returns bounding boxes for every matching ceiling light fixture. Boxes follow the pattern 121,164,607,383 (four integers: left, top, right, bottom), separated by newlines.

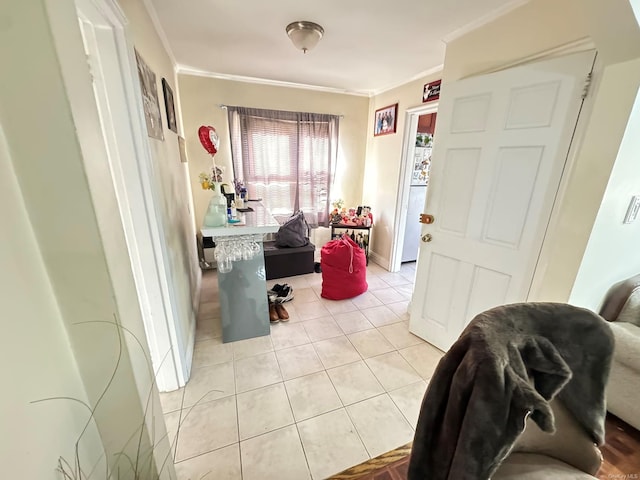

286,21,324,54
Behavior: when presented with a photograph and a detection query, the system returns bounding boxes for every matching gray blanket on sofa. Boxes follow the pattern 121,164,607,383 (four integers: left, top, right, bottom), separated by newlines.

407,302,614,480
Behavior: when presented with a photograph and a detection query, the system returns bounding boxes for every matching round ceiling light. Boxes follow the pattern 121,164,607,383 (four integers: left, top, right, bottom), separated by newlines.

286,21,324,54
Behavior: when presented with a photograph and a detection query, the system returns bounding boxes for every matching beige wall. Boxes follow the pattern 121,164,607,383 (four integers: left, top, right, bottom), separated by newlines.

443,0,588,82
119,0,200,369
177,74,370,226
443,0,640,82
0,0,175,477
436,0,640,302
363,73,442,267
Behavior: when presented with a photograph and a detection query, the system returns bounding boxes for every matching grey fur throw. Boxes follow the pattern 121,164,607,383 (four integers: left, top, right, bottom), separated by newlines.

408,302,614,480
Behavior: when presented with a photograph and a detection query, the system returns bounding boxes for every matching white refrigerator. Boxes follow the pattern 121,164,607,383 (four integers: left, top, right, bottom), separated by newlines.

401,146,431,263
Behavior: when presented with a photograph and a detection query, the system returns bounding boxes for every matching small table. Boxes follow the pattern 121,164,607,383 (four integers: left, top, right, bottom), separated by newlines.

201,202,280,343
330,223,372,265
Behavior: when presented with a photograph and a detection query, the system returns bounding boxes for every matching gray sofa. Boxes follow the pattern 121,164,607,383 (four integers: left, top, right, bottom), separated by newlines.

599,273,640,430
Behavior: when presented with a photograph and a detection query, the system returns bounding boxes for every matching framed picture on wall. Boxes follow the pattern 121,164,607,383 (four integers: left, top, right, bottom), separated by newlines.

161,78,178,133
423,79,441,103
374,103,398,136
134,49,164,141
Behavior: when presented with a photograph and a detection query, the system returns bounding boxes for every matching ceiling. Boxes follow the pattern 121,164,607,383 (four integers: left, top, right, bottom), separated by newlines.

149,0,525,96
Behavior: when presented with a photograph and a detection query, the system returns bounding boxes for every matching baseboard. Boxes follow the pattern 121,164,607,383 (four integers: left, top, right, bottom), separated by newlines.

192,267,202,316
183,265,201,384
183,316,196,383
369,251,390,271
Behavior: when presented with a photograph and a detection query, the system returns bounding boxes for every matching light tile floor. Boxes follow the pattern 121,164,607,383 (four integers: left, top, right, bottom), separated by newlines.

160,261,444,480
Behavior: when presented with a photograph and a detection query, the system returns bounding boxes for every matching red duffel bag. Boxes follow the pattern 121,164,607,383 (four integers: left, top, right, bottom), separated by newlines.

321,234,368,300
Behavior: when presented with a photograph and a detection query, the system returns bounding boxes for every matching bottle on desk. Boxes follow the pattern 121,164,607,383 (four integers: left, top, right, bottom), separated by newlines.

228,200,237,220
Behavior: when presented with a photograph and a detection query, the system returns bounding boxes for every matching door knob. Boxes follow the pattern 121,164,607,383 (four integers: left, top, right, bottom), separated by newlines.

422,233,432,243
420,214,435,224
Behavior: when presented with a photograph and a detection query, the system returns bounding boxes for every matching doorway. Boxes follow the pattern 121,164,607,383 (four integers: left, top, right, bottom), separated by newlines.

401,112,437,264
389,103,438,273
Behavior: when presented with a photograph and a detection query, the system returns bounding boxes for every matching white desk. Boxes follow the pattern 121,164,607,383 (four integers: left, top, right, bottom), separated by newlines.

201,201,280,238
200,202,279,343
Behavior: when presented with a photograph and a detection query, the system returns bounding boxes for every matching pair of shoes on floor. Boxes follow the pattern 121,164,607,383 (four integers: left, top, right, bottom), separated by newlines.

269,302,289,323
267,283,294,303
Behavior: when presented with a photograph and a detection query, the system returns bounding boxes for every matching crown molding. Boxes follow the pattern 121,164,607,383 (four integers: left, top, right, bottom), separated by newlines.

371,64,444,97
473,37,595,77
442,0,530,44
140,0,177,66
176,66,372,97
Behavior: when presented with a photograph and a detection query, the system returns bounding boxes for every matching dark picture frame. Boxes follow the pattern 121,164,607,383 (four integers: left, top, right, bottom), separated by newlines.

423,79,441,103
161,78,177,133
374,103,398,136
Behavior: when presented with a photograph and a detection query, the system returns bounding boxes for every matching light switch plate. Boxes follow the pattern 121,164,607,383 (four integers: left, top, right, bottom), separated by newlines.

623,195,640,224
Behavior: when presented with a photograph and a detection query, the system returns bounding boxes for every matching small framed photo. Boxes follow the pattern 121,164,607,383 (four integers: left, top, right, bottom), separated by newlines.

161,78,177,133
423,79,441,103
374,103,398,136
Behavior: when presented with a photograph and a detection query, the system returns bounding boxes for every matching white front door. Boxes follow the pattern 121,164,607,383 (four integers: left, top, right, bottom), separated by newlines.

409,50,595,351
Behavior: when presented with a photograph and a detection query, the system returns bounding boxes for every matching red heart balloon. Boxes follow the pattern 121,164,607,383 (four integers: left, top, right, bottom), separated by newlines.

198,125,219,156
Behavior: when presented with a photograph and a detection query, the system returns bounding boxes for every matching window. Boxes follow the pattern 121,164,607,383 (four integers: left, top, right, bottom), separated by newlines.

227,106,339,226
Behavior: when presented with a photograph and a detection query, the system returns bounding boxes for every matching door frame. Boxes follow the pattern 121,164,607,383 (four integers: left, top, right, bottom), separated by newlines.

389,102,439,273
45,0,189,391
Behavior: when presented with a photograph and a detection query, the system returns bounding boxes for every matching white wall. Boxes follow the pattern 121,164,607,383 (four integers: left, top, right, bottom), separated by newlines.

570,59,640,310
0,123,106,479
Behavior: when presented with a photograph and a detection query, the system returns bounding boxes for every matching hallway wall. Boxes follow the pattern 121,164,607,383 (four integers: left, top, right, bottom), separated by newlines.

0,0,176,477
119,0,201,385
0,123,106,479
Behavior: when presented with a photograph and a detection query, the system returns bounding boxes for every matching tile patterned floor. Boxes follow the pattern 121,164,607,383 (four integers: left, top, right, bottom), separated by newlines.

160,261,444,480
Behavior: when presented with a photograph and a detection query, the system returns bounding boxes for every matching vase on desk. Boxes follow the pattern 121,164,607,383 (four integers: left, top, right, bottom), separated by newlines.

203,183,228,227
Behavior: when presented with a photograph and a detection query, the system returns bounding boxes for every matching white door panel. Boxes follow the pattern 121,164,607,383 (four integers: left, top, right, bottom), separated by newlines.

410,50,595,351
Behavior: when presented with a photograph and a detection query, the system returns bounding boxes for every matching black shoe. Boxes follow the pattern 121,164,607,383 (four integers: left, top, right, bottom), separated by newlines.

276,285,294,303
314,262,322,273
267,283,286,296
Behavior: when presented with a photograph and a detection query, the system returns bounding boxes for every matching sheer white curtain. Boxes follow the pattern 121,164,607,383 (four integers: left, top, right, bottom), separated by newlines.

227,107,339,227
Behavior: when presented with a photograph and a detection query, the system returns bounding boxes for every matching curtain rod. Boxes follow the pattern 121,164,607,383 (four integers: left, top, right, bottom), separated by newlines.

218,104,344,119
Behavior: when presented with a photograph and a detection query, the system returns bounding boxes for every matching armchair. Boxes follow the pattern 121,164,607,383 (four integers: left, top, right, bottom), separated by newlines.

408,303,614,480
